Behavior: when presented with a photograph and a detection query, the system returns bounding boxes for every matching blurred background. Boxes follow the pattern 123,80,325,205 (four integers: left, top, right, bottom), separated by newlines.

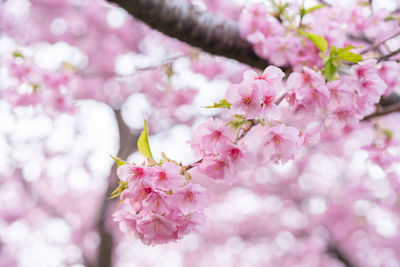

1,0,400,266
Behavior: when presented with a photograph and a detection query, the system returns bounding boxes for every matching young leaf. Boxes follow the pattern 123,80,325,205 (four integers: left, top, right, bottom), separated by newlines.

333,45,356,54
383,128,393,141
299,30,328,53
304,4,325,15
109,154,129,167
323,60,338,81
330,45,363,63
205,99,231,109
226,114,247,130
336,51,363,63
137,120,153,159
13,51,24,58
108,181,129,199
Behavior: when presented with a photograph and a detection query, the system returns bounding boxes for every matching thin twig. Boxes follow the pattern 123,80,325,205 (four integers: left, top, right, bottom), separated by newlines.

361,31,400,55
362,101,400,120
80,54,185,78
377,47,400,62
317,0,331,6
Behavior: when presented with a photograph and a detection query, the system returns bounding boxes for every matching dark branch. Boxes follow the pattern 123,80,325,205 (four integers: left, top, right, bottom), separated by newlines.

107,0,274,70
327,243,356,267
95,109,139,267
380,93,400,107
363,101,400,120
361,31,400,55
377,47,400,62
317,0,331,6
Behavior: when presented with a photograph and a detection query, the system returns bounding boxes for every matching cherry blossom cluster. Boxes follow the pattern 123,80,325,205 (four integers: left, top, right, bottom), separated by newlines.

239,2,321,69
191,66,303,183
226,66,284,120
192,57,391,184
239,2,399,71
363,114,400,168
286,59,387,121
191,118,252,183
2,55,75,114
113,161,210,245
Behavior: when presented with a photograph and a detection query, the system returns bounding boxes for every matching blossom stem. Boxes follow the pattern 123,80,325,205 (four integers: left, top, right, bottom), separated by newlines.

363,101,400,120
362,31,400,55
377,47,400,62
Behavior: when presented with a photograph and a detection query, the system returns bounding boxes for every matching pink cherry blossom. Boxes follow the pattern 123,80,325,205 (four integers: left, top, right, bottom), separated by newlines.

142,190,170,214
196,157,228,182
243,65,285,89
148,162,184,190
287,67,330,109
239,3,284,38
117,164,147,183
192,118,235,155
169,183,210,214
136,214,177,245
262,36,301,66
262,124,300,164
175,212,207,238
226,82,262,119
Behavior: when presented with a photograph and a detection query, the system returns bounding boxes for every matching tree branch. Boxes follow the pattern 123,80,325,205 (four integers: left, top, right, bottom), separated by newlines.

107,0,273,70
327,243,356,267
377,47,400,62
95,109,139,267
363,101,400,120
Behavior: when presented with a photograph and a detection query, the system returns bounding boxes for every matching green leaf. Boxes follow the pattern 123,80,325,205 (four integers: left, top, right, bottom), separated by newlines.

333,45,356,54
329,45,363,63
332,45,363,63
304,4,325,14
137,120,153,159
299,30,328,53
108,181,129,199
383,128,393,141
226,114,247,130
385,15,397,22
323,60,338,81
109,154,129,167
13,51,24,58
337,51,363,63
205,99,231,109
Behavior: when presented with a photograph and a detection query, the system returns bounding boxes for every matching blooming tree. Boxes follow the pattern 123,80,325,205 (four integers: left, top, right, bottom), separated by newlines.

1,0,400,266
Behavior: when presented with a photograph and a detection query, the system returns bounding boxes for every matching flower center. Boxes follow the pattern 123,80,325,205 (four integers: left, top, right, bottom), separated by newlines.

272,135,283,144
229,148,241,161
159,171,167,180
185,192,194,203
210,131,222,142
357,67,367,79
303,73,312,83
263,95,274,106
361,80,373,89
242,96,252,105
133,168,144,177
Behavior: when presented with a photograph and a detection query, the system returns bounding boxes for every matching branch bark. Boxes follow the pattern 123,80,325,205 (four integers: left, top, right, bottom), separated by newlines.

327,243,356,267
95,109,139,267
363,101,400,120
107,0,273,70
